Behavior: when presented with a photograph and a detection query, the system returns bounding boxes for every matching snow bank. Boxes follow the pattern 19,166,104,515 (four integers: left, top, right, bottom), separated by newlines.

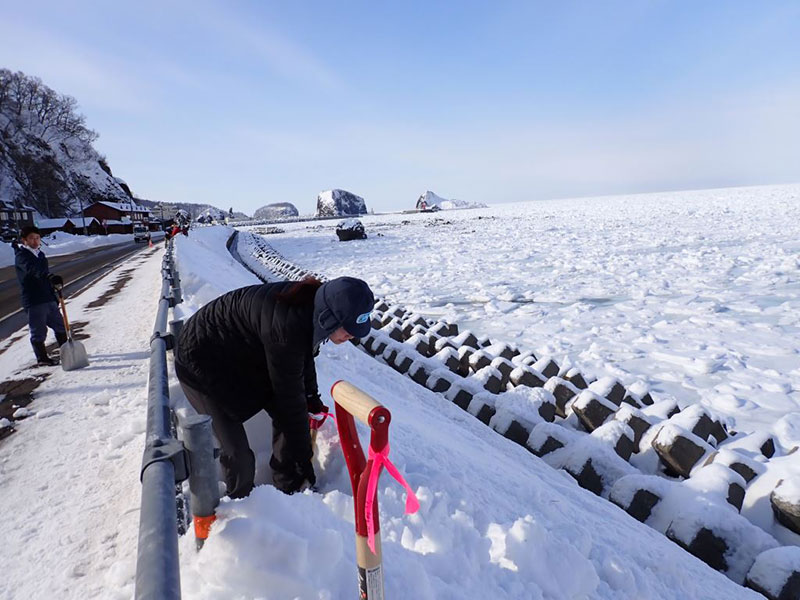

0,232,135,267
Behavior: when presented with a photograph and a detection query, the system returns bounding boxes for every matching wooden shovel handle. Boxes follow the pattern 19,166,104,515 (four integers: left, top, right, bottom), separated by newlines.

57,291,72,339
330,381,384,426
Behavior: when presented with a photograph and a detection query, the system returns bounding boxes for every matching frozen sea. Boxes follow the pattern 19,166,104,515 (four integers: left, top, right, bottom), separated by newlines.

260,184,800,438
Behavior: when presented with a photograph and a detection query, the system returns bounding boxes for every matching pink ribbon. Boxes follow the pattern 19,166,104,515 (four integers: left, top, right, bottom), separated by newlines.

309,412,336,431
364,444,420,553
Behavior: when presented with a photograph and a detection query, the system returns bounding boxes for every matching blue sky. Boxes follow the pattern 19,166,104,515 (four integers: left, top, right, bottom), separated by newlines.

2,1,799,214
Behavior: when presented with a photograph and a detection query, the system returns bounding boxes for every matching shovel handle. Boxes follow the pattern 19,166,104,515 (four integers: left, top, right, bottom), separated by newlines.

56,290,72,340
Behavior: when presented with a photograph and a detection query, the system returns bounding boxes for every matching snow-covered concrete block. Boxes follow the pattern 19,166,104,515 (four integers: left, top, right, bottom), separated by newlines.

477,334,493,348
485,342,519,361
515,352,539,367
468,350,493,373
685,464,747,512
563,440,638,497
589,376,627,406
724,430,779,459
457,346,475,375
771,479,800,535
433,336,457,353
652,424,715,478
614,405,656,448
641,398,680,421
509,366,546,389
563,367,589,390
590,421,636,461
471,366,503,394
374,300,389,313
490,387,557,438
384,321,405,342
711,449,765,485
433,347,462,375
429,321,457,337
406,333,432,358
667,404,716,444
571,390,618,432
409,362,430,386
666,503,779,584
745,546,800,600
466,394,497,425
425,370,453,393
452,330,479,350
445,384,474,410
532,357,559,379
490,356,514,386
609,475,666,523
620,393,642,409
527,422,575,457
391,350,414,374
543,377,580,418
389,306,406,320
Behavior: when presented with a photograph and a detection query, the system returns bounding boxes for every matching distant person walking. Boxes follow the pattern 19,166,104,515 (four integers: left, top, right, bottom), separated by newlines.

13,226,66,365
174,276,374,498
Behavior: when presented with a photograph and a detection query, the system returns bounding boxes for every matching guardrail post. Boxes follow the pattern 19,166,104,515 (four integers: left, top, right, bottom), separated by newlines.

169,319,184,354
179,415,220,550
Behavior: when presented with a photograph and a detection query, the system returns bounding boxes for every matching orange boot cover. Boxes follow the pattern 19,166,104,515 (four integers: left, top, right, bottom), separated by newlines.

194,514,217,540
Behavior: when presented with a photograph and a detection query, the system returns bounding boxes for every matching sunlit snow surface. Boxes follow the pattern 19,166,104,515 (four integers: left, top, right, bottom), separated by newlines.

260,184,800,438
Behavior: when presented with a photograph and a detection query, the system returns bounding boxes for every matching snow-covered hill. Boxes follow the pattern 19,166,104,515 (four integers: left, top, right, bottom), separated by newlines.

416,190,487,210
315,189,368,217
0,69,133,217
253,202,299,220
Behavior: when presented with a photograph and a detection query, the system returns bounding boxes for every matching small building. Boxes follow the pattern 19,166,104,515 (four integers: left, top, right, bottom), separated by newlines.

83,200,153,224
37,218,77,236
0,200,35,230
36,217,106,236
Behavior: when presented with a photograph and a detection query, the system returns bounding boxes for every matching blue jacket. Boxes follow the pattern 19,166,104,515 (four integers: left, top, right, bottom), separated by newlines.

15,246,56,308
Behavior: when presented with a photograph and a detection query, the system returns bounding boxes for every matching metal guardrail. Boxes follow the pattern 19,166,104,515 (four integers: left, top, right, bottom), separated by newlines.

134,239,219,600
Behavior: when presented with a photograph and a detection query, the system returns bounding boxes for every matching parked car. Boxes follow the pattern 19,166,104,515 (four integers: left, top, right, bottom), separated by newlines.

133,224,151,243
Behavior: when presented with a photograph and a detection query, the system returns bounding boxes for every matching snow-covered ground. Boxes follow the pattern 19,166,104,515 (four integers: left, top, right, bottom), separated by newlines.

0,232,135,266
169,226,761,599
2,184,798,599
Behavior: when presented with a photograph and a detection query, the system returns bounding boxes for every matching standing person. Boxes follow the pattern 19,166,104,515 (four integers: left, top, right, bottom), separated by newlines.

13,226,67,366
174,276,374,498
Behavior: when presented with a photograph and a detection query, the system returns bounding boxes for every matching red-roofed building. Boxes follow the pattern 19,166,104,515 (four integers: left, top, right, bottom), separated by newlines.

83,200,154,225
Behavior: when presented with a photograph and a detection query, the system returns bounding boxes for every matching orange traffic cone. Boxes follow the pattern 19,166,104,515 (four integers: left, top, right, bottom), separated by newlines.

148,237,153,248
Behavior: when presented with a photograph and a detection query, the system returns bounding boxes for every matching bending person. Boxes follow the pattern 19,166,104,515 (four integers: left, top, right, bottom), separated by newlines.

174,276,374,498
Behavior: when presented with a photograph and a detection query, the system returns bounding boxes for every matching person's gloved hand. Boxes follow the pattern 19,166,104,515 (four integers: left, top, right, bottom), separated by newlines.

11,239,19,250
306,391,325,415
48,274,64,288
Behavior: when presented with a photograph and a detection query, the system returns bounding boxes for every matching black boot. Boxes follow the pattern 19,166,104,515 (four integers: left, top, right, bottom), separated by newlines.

32,341,57,366
56,332,68,346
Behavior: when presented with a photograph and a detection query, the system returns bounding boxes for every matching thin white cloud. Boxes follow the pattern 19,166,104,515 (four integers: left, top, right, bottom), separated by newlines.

191,5,345,93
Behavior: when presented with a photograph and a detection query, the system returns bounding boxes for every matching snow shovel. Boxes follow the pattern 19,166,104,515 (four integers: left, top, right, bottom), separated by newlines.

55,286,89,371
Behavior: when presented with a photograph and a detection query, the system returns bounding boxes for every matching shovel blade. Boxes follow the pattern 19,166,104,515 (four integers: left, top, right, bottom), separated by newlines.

60,340,89,371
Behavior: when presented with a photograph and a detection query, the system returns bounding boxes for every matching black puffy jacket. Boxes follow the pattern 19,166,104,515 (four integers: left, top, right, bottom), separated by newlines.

15,246,57,308
175,282,320,453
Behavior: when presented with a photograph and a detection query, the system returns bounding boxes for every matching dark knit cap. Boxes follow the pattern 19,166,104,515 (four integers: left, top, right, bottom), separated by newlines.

313,277,374,346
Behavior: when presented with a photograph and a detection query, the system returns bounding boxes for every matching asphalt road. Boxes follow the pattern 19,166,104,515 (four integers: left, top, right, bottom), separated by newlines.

0,234,164,340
